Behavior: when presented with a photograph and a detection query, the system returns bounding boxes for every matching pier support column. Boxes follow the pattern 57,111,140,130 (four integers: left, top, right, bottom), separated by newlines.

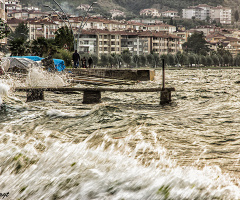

160,88,172,105
83,90,101,104
26,89,44,102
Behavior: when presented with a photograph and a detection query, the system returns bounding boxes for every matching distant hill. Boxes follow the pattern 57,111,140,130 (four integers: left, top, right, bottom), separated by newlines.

20,0,238,17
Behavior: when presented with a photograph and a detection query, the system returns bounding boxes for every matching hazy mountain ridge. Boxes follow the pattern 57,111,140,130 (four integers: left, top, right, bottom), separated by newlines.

21,0,237,16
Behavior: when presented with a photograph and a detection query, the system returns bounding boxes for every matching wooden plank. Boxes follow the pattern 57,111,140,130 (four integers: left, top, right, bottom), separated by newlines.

15,87,175,92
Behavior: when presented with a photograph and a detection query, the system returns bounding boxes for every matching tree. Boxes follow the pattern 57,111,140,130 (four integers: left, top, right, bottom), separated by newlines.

100,54,108,67
146,54,154,67
211,55,219,67
206,56,213,66
188,54,196,67
132,54,139,68
30,37,49,57
139,54,146,67
182,32,210,54
160,54,168,66
153,53,160,68
91,54,99,67
55,26,74,51
9,22,28,41
234,10,239,22
108,54,114,68
167,54,175,66
122,51,131,67
0,18,10,40
200,55,207,66
9,38,29,56
234,54,240,66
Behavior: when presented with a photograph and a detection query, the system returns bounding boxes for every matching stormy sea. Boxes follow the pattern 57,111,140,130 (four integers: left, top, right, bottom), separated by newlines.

0,67,239,199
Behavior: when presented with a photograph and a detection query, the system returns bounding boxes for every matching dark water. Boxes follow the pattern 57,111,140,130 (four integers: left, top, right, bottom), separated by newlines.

0,68,239,199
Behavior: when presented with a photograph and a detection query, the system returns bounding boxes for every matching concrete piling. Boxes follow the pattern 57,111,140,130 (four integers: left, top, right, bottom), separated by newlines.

160,59,173,105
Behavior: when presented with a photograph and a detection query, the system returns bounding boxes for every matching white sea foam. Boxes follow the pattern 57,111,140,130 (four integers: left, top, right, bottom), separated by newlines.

26,67,66,87
0,138,239,200
46,109,76,117
0,82,10,106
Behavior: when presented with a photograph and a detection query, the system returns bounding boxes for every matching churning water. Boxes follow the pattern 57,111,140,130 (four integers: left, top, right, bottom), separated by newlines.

0,68,240,200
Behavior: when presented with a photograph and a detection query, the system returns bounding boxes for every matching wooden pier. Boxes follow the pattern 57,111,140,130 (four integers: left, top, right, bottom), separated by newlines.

15,86,175,104
68,68,155,81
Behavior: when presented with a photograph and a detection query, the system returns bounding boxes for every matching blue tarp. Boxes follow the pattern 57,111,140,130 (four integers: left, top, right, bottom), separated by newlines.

12,56,66,71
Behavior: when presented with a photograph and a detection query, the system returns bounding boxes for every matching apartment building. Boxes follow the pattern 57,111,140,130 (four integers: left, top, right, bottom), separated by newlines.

7,18,59,40
140,8,160,17
5,0,21,12
110,9,125,19
146,24,176,33
0,0,7,46
78,29,181,57
173,31,190,51
161,10,179,18
211,6,231,24
182,4,231,24
182,4,211,20
139,31,181,55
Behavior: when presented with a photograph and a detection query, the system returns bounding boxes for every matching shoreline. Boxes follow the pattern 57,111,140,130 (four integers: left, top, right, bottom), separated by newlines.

163,66,240,70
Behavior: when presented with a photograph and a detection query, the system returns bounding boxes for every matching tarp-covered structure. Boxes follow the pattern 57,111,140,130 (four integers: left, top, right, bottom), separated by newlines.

2,56,66,72
1,57,42,73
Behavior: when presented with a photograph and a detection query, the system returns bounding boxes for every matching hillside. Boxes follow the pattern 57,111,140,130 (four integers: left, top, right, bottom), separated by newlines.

20,0,236,17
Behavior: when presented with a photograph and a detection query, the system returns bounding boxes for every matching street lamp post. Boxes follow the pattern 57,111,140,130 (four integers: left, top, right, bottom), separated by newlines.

76,2,97,52
44,4,76,50
45,1,97,52
43,5,69,28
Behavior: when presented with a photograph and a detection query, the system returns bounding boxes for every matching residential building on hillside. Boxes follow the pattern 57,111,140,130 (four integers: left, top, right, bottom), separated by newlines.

146,23,176,33
182,4,231,24
140,8,160,17
161,10,179,18
211,6,231,24
222,37,240,56
0,0,7,46
7,18,59,40
189,25,221,36
77,4,93,12
110,9,125,19
120,31,148,55
5,0,21,12
182,4,211,20
173,31,190,51
78,29,181,57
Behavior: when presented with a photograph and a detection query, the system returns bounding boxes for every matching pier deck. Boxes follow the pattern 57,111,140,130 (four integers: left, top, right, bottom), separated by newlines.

15,86,175,104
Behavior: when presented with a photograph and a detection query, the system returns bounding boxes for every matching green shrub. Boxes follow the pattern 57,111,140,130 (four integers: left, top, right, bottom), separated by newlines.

53,49,72,67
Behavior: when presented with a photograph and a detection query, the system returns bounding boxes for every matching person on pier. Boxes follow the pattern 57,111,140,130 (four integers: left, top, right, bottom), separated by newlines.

72,50,80,68
81,57,87,68
88,57,93,68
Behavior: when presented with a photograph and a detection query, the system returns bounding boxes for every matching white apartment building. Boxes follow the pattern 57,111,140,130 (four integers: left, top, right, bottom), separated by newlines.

0,0,7,46
182,4,211,20
5,0,21,12
161,10,178,18
110,9,125,19
211,6,231,24
183,4,231,24
140,8,160,17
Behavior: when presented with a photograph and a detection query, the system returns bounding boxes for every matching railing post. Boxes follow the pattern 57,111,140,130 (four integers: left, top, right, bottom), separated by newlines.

162,58,165,90
160,59,172,105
